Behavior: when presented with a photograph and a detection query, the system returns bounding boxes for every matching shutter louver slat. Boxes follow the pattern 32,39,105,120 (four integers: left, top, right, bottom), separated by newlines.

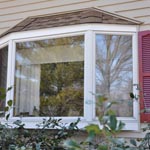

142,36,150,73
143,77,150,111
139,31,150,122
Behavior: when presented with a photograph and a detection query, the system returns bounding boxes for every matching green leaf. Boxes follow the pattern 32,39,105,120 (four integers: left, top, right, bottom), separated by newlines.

0,88,6,94
130,139,137,146
101,116,109,124
64,140,81,149
108,115,117,130
0,94,6,100
112,148,125,150
4,106,9,112
86,131,95,142
105,102,112,109
7,87,12,91
97,95,107,104
0,87,6,99
98,144,108,150
117,121,125,131
105,101,118,110
9,144,16,150
6,114,10,120
0,124,6,129
112,138,125,146
85,124,101,134
7,100,13,107
106,109,116,116
130,93,135,99
13,120,22,126
23,130,31,138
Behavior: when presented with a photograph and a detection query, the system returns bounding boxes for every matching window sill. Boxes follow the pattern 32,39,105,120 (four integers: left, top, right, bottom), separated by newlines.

0,116,139,131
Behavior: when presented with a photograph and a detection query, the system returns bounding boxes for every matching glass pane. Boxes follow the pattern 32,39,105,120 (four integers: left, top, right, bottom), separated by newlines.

14,36,84,117
0,46,8,114
96,34,133,117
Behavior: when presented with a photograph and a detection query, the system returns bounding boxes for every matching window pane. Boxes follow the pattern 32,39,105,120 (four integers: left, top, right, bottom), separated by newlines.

0,46,8,114
96,34,133,117
14,36,84,117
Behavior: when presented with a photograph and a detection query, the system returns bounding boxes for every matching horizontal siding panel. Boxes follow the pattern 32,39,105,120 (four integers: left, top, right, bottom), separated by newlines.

116,8,150,18
135,16,150,24
0,28,9,35
0,17,23,23
0,15,28,23
0,0,91,16
0,0,139,17
98,0,150,12
0,0,14,3
140,25,150,31
0,0,48,9
0,19,21,28
0,0,137,9
89,0,137,7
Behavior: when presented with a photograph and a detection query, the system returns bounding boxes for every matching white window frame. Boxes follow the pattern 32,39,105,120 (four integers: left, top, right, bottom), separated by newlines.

0,24,139,130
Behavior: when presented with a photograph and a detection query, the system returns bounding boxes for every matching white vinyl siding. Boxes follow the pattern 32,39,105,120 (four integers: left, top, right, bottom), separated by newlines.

0,0,149,34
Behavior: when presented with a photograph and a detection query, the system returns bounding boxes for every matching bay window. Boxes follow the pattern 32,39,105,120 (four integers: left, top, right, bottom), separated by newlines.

0,24,138,130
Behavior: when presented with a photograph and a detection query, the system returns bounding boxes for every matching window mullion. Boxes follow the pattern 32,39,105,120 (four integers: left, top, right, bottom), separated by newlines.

132,33,139,120
6,40,13,118
84,30,95,121
6,40,16,118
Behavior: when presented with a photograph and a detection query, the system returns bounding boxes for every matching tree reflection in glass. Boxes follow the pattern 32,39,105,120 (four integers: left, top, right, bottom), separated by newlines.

96,34,133,117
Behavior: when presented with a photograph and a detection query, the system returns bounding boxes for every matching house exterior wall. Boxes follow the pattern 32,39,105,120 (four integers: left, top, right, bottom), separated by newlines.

0,0,149,139
0,0,149,35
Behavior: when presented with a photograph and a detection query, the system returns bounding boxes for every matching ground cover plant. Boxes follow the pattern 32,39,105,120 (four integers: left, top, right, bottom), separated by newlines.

0,88,150,149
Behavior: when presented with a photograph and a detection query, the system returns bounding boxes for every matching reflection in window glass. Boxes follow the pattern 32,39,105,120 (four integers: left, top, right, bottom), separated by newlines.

15,36,84,117
96,34,133,117
0,46,8,114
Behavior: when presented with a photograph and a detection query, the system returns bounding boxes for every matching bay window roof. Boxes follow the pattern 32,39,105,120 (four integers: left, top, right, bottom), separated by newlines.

0,8,140,38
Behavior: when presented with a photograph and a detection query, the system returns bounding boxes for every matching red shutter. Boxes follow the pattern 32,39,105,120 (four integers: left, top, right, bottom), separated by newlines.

139,30,150,122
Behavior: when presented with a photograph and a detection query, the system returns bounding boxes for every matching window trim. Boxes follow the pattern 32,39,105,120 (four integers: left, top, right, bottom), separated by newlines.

0,24,139,130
